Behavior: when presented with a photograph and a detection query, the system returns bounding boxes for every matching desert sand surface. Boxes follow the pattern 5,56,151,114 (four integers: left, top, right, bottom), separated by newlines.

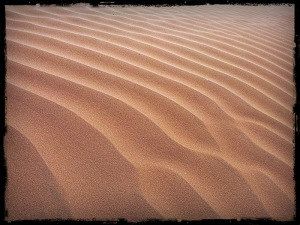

4,4,295,221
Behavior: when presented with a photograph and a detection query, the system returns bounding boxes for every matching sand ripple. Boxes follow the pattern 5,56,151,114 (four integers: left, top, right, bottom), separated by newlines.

5,4,295,221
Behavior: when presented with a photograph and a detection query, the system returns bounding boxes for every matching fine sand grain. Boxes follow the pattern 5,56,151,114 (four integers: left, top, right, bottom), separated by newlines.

5,4,295,221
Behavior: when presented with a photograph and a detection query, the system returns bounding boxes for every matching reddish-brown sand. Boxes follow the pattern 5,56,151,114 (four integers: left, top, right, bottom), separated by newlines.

4,4,295,221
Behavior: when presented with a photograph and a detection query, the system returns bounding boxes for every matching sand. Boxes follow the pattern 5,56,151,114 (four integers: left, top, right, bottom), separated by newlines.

4,4,295,221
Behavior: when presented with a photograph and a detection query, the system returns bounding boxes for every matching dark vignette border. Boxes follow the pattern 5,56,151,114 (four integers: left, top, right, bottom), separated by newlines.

0,0,298,225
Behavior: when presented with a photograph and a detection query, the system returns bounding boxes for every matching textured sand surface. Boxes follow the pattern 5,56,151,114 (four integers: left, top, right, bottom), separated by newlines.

5,4,295,221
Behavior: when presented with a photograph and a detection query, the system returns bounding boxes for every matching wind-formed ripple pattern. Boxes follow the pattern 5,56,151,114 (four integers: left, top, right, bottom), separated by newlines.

4,4,295,221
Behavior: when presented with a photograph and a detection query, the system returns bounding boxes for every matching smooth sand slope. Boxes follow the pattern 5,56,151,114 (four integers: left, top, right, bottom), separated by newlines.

5,4,295,221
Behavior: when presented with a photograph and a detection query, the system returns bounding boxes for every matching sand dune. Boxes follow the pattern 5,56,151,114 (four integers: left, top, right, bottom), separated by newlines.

5,4,295,221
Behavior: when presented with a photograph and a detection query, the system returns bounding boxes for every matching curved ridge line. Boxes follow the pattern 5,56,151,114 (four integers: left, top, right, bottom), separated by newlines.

7,81,137,166
6,19,295,97
232,163,295,208
84,6,294,58
8,33,289,127
6,19,292,97
7,82,166,219
216,146,294,203
83,10,292,77
7,55,293,148
204,120,294,175
235,118,292,144
5,50,231,133
5,122,74,218
6,12,294,85
7,39,294,136
159,160,270,218
5,24,293,103
208,15,295,49
241,167,295,204
190,6,294,43
234,123,293,169
235,121,294,167
67,7,294,64
223,21,295,50
4,30,234,126
218,14,295,46
49,9,296,80
136,163,222,218
84,11,294,67
165,18,276,41
7,26,294,112
8,80,138,172
87,8,245,39
7,38,294,130
156,17,248,38
98,7,295,54
255,24,294,43
9,66,247,206
7,59,221,158
110,8,178,23
195,13,294,45
9,7,293,70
